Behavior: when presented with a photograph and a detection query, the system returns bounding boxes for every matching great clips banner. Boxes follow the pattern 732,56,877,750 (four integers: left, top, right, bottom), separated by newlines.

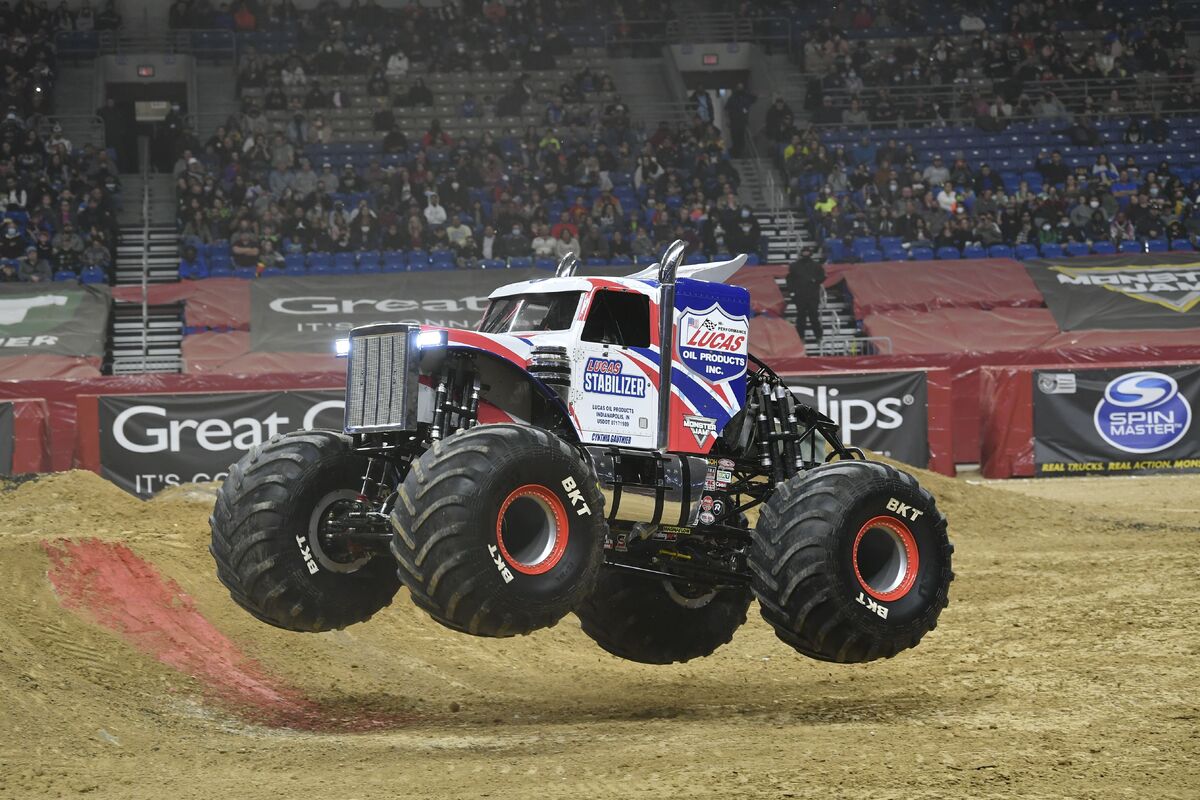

248,273,537,353
785,370,930,468
1025,254,1200,331
96,389,345,496
0,284,111,356
1033,365,1200,476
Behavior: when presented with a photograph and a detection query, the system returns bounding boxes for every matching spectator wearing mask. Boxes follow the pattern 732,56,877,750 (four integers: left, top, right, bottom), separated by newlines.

497,223,530,259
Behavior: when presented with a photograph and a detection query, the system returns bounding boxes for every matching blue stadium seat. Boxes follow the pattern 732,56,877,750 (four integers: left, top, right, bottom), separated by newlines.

233,265,258,279
284,253,305,272
882,246,908,261
823,239,846,262
1146,238,1169,252
1091,241,1116,254
988,244,1015,259
1171,238,1194,251
509,256,533,269
307,252,333,270
260,266,285,278
1065,242,1091,257
1118,240,1143,253
744,254,761,265
430,251,457,269
534,257,557,270
334,252,357,271
609,255,633,266
407,249,430,268
910,247,934,261
381,252,407,272
358,250,381,267
480,258,507,269
937,246,962,260
1039,243,1063,258
284,260,306,276
859,248,883,263
52,269,78,282
1014,243,1039,260
586,257,609,267
208,263,234,279
308,262,334,276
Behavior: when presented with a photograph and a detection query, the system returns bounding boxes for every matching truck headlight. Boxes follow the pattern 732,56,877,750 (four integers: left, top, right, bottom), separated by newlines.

415,329,448,349
334,338,351,357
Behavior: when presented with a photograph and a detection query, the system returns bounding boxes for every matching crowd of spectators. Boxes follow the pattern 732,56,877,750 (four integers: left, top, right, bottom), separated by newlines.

798,6,1192,133
760,2,1200,260
173,0,766,277
0,0,122,285
790,118,1200,257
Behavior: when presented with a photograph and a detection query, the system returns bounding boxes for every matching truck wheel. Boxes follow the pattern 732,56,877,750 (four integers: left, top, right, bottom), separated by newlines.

576,570,752,664
750,460,953,663
391,423,606,637
210,430,401,632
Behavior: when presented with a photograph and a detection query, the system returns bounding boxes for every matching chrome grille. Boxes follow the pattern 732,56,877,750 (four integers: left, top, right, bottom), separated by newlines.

345,327,417,431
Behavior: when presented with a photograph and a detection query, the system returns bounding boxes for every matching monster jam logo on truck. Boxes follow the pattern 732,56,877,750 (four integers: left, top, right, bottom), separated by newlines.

583,357,647,398
678,304,748,383
1094,371,1192,453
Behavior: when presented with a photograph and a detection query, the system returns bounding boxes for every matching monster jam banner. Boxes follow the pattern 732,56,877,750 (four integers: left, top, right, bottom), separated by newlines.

249,270,553,353
784,371,929,467
0,401,12,474
97,389,344,497
0,284,111,356
1034,365,1200,476
1025,254,1200,331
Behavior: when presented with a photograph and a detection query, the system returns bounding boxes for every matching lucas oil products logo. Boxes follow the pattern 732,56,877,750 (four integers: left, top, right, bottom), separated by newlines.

1093,371,1192,453
677,304,748,383
583,357,646,398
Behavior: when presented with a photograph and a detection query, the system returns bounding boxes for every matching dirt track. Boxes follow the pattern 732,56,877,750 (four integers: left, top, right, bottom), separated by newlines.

0,468,1197,799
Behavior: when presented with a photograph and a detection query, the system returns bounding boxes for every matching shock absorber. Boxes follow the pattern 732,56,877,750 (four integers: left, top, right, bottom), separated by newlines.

753,380,774,474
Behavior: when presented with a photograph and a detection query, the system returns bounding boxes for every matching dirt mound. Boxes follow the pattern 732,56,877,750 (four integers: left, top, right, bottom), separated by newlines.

0,467,1196,799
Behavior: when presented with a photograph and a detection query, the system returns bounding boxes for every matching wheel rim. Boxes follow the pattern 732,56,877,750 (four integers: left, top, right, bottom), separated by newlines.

852,515,919,602
663,581,718,609
309,490,373,574
495,484,569,575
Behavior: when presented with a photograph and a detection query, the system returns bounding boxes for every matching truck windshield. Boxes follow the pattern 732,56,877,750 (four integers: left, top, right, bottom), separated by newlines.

478,292,583,334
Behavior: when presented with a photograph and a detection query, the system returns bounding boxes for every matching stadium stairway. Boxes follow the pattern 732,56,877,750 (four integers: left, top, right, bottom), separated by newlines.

116,223,180,285
106,301,184,375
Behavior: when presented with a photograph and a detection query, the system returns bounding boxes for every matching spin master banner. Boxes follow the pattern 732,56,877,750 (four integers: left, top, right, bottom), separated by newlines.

1033,365,1200,476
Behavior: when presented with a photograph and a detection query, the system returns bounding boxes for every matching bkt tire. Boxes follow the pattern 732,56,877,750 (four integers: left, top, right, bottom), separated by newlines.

576,570,752,664
391,424,606,637
209,430,401,632
750,460,953,663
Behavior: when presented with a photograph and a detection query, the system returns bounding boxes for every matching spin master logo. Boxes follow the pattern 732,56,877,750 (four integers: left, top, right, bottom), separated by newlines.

1093,371,1191,454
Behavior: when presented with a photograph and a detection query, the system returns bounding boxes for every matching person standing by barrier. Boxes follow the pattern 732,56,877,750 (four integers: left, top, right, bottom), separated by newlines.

787,246,825,345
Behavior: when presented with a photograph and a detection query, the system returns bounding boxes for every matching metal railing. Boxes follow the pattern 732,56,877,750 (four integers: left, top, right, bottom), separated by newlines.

809,335,893,357
604,13,793,53
55,28,237,59
35,115,106,149
800,104,1200,134
138,140,150,372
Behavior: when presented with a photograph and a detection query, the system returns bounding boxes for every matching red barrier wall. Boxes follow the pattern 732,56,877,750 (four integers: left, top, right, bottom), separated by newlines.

0,373,347,472
7,398,51,473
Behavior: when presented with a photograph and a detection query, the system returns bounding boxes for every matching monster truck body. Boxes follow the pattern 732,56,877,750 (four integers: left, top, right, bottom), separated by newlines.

212,243,953,664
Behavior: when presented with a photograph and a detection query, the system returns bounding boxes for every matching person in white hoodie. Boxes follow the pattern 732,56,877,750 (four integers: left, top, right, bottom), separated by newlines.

553,228,579,259
531,223,557,257
386,49,410,80
423,193,447,226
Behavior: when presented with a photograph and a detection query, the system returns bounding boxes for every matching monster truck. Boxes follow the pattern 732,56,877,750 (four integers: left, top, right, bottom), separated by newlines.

210,241,953,664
